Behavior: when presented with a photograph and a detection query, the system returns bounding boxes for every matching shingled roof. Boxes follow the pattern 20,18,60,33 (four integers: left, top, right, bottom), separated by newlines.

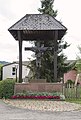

8,14,67,41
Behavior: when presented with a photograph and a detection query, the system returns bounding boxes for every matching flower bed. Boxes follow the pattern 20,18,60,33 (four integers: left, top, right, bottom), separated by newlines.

10,92,64,100
11,95,60,99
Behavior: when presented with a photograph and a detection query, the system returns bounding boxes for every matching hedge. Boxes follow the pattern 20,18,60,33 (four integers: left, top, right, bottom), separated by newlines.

0,79,15,98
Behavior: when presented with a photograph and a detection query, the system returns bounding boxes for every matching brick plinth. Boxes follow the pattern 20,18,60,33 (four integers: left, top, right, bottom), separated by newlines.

14,82,63,94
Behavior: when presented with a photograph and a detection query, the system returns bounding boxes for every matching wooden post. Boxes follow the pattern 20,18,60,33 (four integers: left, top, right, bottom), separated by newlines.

54,31,58,82
15,68,17,82
18,31,22,83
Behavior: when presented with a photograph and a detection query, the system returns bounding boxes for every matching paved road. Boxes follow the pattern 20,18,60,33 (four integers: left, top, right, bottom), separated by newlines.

0,100,81,120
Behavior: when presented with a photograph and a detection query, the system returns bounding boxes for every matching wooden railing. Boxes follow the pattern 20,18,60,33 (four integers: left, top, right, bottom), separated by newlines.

63,83,81,99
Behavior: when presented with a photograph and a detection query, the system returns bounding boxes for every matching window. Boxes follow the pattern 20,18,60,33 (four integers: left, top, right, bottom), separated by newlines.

12,72,15,75
12,67,16,75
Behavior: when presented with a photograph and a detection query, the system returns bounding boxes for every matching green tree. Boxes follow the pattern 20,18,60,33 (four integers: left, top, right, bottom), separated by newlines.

38,0,57,17
0,64,3,80
30,0,71,82
75,46,81,73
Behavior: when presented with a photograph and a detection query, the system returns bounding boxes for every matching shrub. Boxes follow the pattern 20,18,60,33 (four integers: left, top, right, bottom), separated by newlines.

0,81,3,98
66,79,75,84
0,79,15,98
14,91,61,97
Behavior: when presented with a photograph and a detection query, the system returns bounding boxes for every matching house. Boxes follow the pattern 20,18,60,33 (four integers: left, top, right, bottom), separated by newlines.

63,60,81,84
1,59,79,84
64,69,77,83
1,62,30,81
64,60,77,83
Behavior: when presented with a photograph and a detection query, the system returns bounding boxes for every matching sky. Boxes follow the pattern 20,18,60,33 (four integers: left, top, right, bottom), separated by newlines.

0,0,81,62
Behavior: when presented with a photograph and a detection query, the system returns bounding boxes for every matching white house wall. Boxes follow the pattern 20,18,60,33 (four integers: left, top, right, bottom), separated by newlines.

22,65,30,79
2,63,29,80
3,64,15,80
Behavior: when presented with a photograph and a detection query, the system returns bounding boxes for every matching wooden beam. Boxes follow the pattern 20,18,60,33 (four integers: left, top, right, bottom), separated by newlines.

18,31,22,83
54,31,58,82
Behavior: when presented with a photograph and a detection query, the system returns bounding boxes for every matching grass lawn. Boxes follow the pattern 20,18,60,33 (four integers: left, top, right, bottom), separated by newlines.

66,99,81,104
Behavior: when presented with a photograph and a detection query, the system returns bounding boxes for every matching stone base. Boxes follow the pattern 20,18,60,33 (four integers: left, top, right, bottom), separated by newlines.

29,79,46,83
14,83,63,94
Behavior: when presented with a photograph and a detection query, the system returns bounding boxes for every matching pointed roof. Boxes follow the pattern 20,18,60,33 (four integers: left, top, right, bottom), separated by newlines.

2,61,29,67
8,14,67,41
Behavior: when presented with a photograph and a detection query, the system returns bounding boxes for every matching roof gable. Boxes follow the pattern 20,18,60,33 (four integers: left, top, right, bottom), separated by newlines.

9,14,66,31
2,62,28,67
8,14,67,41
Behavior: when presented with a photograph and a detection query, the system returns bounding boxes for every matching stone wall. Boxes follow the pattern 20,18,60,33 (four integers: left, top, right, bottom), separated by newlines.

14,83,63,94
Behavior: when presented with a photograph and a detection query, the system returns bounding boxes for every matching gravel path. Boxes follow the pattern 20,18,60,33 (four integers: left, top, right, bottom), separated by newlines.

3,99,81,112
1,99,81,120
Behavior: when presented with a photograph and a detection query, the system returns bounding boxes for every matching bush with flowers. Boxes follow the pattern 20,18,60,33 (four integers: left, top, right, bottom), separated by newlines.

11,92,65,100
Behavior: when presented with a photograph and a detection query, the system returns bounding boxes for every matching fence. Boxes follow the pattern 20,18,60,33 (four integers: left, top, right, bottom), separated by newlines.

63,83,81,99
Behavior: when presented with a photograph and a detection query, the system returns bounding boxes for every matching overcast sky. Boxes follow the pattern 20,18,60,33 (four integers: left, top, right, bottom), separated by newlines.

0,0,81,62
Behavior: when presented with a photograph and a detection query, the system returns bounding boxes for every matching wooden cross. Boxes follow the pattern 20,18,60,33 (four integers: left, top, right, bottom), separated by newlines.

25,42,53,67
25,41,53,79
